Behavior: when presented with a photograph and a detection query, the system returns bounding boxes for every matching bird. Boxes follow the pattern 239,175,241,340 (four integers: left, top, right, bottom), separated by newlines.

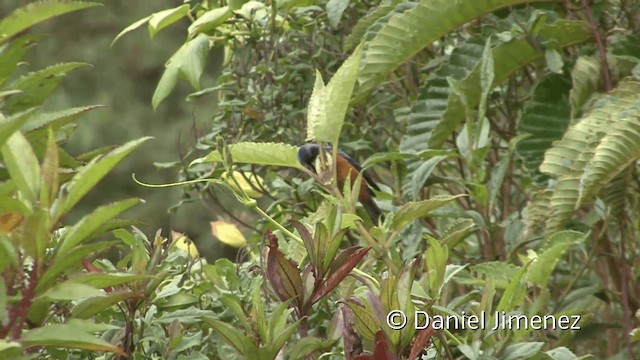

297,143,384,223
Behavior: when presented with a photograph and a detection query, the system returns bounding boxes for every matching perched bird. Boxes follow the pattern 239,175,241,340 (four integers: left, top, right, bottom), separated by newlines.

297,143,384,223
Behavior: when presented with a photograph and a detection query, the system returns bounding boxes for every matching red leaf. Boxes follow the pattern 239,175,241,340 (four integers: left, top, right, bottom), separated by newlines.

353,330,395,360
408,325,435,360
264,231,304,306
310,247,370,304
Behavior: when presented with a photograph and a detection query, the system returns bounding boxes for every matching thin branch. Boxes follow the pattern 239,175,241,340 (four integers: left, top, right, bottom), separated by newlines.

582,0,612,91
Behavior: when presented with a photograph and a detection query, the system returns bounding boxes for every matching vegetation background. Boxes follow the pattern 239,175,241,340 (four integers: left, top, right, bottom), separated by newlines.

1,0,640,359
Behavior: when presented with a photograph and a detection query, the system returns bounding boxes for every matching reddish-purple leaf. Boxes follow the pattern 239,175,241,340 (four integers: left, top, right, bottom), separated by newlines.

353,330,396,360
328,245,362,274
264,231,304,305
311,247,370,304
292,221,315,261
408,325,435,360
341,304,363,360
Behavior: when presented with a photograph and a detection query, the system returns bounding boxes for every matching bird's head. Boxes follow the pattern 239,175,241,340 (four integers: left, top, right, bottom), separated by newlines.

297,143,321,173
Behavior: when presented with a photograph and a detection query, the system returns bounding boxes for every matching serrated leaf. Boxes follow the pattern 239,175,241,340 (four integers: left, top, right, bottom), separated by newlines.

357,0,555,96
307,45,363,144
400,20,591,156
570,56,601,119
148,5,190,38
21,105,105,134
392,195,465,230
57,198,141,256
0,1,100,45
190,142,301,169
527,231,585,287
152,34,210,110
516,73,572,183
343,0,401,51
4,62,90,113
0,108,36,147
0,35,38,86
52,137,151,222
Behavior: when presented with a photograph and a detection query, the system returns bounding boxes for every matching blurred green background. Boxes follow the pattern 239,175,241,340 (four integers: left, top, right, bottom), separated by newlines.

1,0,228,258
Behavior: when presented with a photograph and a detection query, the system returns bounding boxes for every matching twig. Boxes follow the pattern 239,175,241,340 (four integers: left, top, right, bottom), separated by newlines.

582,0,612,91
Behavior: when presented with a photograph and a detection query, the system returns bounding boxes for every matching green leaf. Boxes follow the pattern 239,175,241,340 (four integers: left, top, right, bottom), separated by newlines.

40,128,59,207
21,105,105,134
401,20,591,154
516,73,572,183
4,63,90,113
343,0,401,51
0,1,101,45
527,231,586,287
544,347,580,360
478,37,495,125
1,130,40,203
57,198,141,256
496,262,528,313
36,241,119,295
391,195,465,230
67,273,150,290
356,0,555,96
0,35,38,86
152,34,210,110
191,142,301,169
21,320,124,355
326,0,350,29
36,282,104,301
0,108,36,146
409,155,447,200
570,56,601,119
188,6,232,37
306,70,326,142
148,5,190,38
536,80,640,231
578,81,640,204
286,337,336,359
307,45,362,145
425,236,447,296
0,236,19,272
545,49,564,74
0,340,22,358
51,137,151,222
72,290,137,319
502,342,544,360
266,319,301,358
111,15,151,47
202,316,256,356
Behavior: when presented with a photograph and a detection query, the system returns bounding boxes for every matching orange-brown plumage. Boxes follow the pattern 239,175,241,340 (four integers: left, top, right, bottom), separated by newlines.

298,143,384,223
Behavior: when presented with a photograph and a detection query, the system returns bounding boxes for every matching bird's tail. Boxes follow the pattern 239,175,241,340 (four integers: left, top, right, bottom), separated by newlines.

362,198,384,225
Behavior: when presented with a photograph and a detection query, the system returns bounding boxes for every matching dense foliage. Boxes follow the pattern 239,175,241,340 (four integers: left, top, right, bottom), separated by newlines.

2,0,640,359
